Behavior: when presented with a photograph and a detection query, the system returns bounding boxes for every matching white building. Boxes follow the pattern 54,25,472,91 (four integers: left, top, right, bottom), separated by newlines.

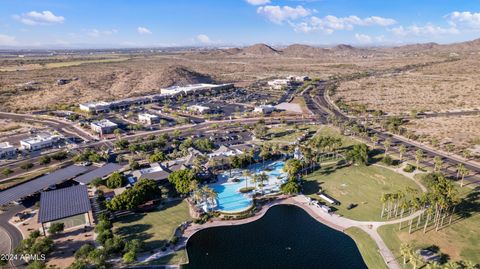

188,105,210,114
20,134,61,151
160,83,234,96
90,119,118,135
79,101,111,113
254,105,276,114
0,142,16,158
138,113,160,125
267,79,291,90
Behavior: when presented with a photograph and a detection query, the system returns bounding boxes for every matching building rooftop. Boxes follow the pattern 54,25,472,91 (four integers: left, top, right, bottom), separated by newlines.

38,185,91,223
0,165,88,205
20,133,60,145
74,163,123,185
80,101,111,108
139,113,160,119
189,105,210,110
0,142,14,149
91,119,118,128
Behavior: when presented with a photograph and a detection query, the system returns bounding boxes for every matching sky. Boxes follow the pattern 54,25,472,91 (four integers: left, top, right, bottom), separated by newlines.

1,0,480,48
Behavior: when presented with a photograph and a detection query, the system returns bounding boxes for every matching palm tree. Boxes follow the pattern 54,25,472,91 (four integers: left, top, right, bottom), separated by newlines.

425,262,442,269
371,134,379,149
243,170,252,189
202,186,218,204
380,193,388,218
409,251,423,269
433,156,443,172
257,172,269,190
415,149,423,169
399,144,407,162
400,243,412,265
113,128,121,140
192,190,203,204
459,165,469,187
383,138,392,156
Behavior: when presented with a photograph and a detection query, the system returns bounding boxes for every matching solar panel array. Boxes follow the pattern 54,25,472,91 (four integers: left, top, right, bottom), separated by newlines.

38,184,92,223
0,165,88,205
73,163,122,184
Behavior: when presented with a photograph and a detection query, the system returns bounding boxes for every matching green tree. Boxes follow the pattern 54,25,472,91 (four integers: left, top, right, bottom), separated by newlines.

2,168,13,176
114,139,129,149
284,159,302,177
21,162,34,170
346,144,369,165
129,160,140,170
40,156,51,165
107,179,160,210
281,180,300,194
168,169,198,195
74,244,95,260
25,260,46,269
383,138,392,156
415,149,423,169
398,144,407,162
48,222,64,234
106,172,124,189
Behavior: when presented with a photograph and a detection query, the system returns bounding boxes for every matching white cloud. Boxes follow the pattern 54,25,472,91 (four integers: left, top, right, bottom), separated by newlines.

196,34,211,43
257,5,311,24
389,24,459,37
13,11,64,25
246,0,270,5
447,11,480,29
293,15,397,33
0,34,16,46
137,26,152,34
87,29,118,37
355,33,372,43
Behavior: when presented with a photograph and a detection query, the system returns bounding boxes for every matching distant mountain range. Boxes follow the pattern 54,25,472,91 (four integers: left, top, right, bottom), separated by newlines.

212,38,480,57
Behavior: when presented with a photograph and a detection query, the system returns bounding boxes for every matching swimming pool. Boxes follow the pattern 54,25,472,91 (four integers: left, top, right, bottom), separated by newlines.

211,161,287,213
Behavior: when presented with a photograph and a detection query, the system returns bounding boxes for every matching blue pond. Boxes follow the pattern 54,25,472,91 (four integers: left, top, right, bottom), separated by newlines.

211,161,287,213
183,205,367,269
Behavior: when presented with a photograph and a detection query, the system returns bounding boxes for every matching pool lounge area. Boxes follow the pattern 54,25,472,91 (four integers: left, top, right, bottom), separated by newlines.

209,161,288,213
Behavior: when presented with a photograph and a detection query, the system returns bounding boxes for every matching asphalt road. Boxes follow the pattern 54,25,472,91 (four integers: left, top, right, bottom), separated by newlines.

0,204,26,268
307,81,480,187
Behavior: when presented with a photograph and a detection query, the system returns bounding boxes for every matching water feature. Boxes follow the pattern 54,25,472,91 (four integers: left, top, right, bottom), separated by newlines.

211,161,287,213
183,205,367,269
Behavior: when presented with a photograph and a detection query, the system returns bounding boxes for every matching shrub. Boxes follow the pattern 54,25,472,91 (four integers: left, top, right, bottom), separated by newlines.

381,155,394,166
21,163,34,170
170,236,179,245
40,156,51,165
90,177,103,187
403,164,416,173
48,222,64,234
106,172,125,189
2,168,13,176
123,251,136,264
239,187,255,193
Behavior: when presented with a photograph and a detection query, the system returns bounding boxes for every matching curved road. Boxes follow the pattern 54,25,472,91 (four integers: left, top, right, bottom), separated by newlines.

0,204,26,268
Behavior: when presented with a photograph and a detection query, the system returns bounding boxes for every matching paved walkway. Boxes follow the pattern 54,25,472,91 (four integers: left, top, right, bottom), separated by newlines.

138,164,429,268
137,195,424,269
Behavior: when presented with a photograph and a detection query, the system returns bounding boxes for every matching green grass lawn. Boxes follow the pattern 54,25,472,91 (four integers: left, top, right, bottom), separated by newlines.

259,124,320,144
378,187,480,266
315,126,359,148
142,249,189,266
113,200,191,251
303,164,421,221
344,227,388,269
